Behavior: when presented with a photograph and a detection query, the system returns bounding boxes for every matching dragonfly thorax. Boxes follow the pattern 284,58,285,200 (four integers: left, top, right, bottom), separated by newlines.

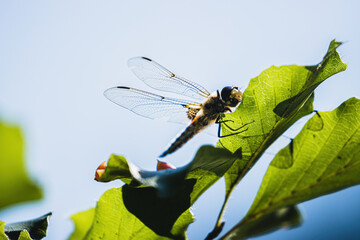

202,94,230,115
221,86,242,108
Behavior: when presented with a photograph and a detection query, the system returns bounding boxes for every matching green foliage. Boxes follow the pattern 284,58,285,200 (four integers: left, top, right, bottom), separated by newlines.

221,40,346,192
0,122,42,209
0,121,47,239
0,222,7,240
215,40,347,229
72,146,237,239
17,231,31,240
220,98,360,239
0,213,51,240
68,209,94,240
70,40,359,240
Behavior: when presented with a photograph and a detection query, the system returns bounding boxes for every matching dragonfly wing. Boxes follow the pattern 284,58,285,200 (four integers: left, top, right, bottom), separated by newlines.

128,57,211,101
104,86,202,124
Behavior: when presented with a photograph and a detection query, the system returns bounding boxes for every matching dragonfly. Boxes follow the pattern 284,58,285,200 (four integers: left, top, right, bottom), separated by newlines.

104,57,250,158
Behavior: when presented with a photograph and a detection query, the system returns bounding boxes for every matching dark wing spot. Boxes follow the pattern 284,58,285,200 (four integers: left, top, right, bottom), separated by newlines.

170,73,175,77
141,57,152,61
117,86,130,89
160,96,165,100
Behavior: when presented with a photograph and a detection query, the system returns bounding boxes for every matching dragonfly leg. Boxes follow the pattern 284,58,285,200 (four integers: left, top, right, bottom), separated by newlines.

215,118,234,124
222,119,255,132
218,127,249,138
215,117,254,138
216,117,255,138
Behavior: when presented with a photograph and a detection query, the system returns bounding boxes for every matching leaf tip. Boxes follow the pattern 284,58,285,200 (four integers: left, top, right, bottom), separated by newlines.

329,39,343,50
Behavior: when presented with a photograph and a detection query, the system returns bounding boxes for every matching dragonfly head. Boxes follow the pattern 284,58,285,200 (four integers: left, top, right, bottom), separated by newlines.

221,86,242,107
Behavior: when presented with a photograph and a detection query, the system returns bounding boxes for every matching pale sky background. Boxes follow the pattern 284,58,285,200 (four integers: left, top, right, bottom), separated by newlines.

0,1,359,239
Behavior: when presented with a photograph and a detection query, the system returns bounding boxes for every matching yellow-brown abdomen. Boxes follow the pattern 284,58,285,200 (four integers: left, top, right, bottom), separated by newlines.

159,114,218,157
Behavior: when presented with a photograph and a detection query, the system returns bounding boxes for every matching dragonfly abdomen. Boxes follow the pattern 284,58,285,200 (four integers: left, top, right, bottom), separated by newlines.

159,114,218,158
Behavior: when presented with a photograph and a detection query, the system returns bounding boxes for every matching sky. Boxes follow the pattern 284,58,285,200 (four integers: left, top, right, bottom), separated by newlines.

0,1,359,239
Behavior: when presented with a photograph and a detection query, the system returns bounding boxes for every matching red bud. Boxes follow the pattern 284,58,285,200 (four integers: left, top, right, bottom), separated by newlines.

157,160,176,171
95,161,107,181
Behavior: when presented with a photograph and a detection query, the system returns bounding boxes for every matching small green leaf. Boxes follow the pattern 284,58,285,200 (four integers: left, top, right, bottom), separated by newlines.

68,208,95,240
96,153,189,198
1,221,8,240
214,40,346,230
97,145,235,199
221,97,360,239
0,121,42,209
2,213,51,240
17,231,31,240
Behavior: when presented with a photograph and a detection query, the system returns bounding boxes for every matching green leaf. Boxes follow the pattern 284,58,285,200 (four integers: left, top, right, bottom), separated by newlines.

1,221,8,240
17,231,31,240
97,145,236,199
68,208,95,240
0,121,42,209
214,40,346,229
0,229,32,240
77,146,238,239
186,146,241,204
96,154,189,198
2,213,51,240
220,97,360,239
220,205,302,240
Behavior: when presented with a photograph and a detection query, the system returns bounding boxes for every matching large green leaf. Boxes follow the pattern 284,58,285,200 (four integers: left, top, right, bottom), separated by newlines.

220,97,360,239
71,146,239,240
0,213,51,240
0,121,42,209
213,40,347,232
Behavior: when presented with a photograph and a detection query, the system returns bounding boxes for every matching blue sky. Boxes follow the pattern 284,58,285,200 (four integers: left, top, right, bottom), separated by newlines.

0,1,359,239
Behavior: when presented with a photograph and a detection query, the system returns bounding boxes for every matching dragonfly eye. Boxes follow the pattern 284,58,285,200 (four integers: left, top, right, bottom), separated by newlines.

221,86,242,107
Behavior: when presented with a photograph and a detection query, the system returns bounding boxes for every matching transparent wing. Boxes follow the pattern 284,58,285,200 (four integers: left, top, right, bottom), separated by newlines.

128,57,211,101
104,86,202,124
